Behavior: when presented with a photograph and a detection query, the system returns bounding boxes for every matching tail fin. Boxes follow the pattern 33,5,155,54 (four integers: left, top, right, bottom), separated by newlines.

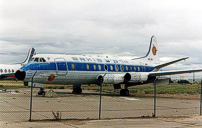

132,35,160,64
21,48,36,65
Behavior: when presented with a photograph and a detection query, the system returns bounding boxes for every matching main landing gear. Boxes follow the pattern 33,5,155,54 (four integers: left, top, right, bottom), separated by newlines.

120,89,129,96
114,84,130,96
72,87,82,94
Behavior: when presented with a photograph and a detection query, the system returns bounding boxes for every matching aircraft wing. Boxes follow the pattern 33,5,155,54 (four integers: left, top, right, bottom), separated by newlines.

0,73,15,79
149,69,202,76
154,57,189,71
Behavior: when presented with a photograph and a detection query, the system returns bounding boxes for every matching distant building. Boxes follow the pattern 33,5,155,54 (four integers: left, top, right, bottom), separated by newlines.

170,74,202,84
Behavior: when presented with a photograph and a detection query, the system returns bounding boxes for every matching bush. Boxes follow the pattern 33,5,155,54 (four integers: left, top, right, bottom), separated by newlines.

53,86,57,89
58,86,65,89
177,80,190,84
47,86,53,89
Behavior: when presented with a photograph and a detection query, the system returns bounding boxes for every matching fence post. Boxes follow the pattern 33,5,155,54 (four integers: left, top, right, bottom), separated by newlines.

200,79,202,115
152,78,158,117
98,76,103,120
99,82,102,119
29,71,37,122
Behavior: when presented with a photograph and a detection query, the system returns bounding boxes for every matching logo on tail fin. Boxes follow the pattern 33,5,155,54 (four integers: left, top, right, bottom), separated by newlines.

152,45,157,56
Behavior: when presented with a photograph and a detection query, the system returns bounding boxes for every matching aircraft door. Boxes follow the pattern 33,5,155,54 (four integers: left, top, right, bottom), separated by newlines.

140,62,146,72
55,58,68,75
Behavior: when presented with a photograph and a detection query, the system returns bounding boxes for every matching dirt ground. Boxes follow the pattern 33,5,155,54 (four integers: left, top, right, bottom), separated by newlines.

1,115,202,128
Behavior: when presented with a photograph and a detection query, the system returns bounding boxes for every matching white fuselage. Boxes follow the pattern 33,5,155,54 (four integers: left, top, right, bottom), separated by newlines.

0,64,21,77
21,54,156,86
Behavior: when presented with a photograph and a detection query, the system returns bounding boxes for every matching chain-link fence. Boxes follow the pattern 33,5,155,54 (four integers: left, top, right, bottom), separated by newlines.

0,80,201,122
0,80,30,121
31,88,100,120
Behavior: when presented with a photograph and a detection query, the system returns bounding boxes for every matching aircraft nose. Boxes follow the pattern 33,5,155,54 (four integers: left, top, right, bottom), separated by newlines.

15,70,26,80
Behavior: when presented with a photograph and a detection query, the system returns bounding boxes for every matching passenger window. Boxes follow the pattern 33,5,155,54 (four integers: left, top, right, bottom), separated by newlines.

12,69,14,73
104,65,108,71
93,65,96,70
86,64,90,70
72,63,75,70
134,67,136,71
115,65,119,71
126,66,128,71
120,65,124,71
0,69,3,73
138,67,140,71
130,66,133,71
110,65,113,71
8,69,11,73
5,69,7,73
98,65,101,70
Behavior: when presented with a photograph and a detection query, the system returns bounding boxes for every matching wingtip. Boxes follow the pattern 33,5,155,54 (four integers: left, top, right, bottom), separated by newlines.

184,57,189,60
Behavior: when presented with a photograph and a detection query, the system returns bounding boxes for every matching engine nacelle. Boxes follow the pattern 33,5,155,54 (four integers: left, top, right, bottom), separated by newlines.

124,72,149,83
98,74,126,84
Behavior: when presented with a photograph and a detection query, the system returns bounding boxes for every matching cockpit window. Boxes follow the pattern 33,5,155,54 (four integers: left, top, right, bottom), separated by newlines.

30,58,35,62
35,58,39,62
40,58,46,62
31,57,46,62
30,57,39,62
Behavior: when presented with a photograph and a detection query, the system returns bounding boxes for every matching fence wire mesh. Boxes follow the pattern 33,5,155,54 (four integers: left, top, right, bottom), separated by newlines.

0,80,201,122
31,88,100,120
0,80,30,121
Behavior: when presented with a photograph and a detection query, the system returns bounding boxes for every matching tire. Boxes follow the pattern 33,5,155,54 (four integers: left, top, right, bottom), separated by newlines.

72,87,82,94
120,89,130,96
125,89,129,96
24,82,28,86
120,89,125,96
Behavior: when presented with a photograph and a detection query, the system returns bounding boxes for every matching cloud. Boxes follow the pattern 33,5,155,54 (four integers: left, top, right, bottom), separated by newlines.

0,0,202,72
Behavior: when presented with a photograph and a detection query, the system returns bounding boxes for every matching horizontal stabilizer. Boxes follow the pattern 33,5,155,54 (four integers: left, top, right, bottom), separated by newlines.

154,57,189,71
149,69,202,76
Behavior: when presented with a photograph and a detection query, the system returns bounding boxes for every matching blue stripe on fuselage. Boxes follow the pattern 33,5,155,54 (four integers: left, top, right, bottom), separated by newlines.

21,62,155,72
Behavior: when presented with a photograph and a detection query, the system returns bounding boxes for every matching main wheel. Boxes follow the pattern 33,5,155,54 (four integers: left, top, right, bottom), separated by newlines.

125,89,129,96
72,87,82,94
24,82,28,86
120,89,125,96
120,89,130,96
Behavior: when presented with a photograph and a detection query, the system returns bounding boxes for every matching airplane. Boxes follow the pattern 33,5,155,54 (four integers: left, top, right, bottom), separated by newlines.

0,48,35,81
14,36,202,96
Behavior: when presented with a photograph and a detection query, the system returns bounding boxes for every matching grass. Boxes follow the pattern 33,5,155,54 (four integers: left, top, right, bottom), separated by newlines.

0,80,25,87
91,84,201,95
128,85,201,94
0,80,201,94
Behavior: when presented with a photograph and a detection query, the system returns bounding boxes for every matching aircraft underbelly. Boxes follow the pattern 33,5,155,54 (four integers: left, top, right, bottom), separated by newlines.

24,70,109,85
66,71,100,84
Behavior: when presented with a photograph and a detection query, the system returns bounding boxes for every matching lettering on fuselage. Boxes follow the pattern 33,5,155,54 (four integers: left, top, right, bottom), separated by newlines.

71,57,129,64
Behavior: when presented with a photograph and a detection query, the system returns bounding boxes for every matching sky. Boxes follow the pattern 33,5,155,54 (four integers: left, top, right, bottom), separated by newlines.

1,0,202,72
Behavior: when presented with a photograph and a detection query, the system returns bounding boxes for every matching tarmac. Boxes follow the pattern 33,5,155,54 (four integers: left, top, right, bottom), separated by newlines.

1,88,202,127
1,115,202,128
